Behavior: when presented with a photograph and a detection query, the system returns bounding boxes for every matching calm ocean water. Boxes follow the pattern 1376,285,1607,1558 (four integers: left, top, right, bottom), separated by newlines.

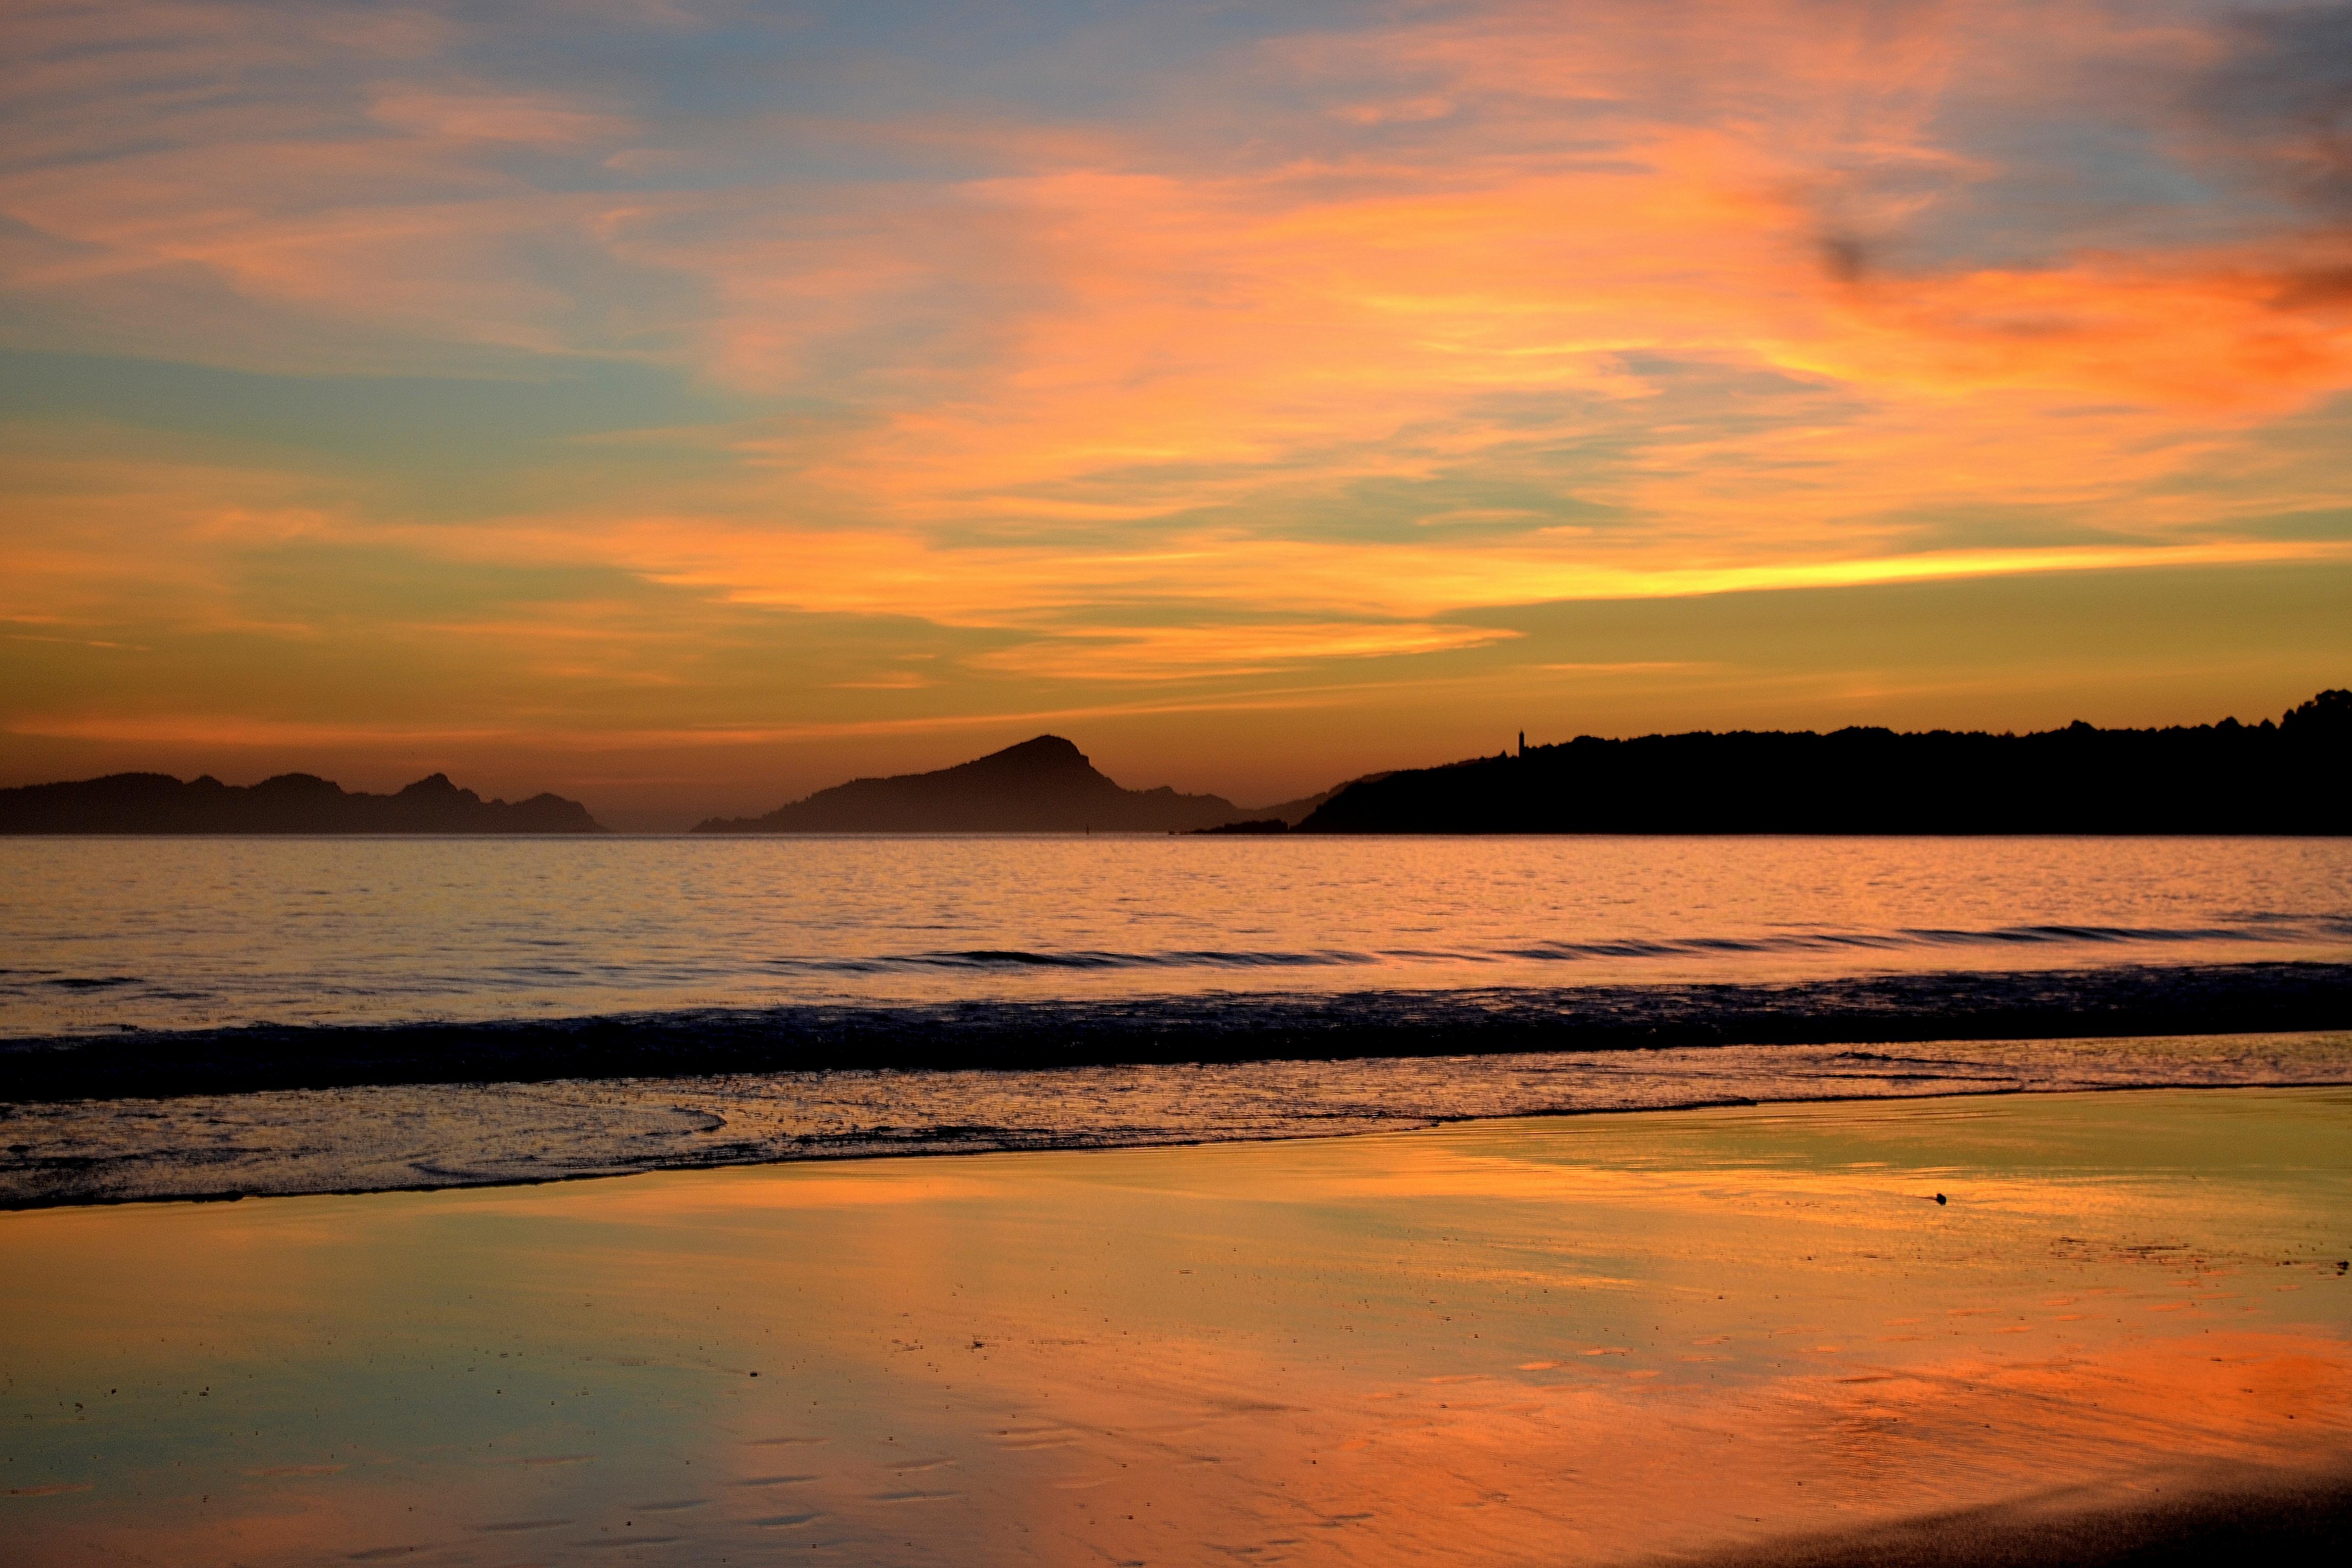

5,835,2349,1036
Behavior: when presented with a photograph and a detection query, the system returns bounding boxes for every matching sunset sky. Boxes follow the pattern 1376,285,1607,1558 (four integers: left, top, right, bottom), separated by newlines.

4,0,2348,826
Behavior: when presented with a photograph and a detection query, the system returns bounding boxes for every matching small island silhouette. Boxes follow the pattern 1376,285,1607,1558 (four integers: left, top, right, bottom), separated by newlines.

0,772,604,835
694,734,1251,834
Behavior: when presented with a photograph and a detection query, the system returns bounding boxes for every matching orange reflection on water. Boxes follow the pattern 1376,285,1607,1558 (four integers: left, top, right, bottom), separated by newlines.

2,1088,2346,1564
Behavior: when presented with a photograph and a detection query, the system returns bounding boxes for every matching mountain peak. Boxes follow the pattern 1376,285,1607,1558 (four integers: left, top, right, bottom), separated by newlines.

963,734,1091,773
696,736,1241,833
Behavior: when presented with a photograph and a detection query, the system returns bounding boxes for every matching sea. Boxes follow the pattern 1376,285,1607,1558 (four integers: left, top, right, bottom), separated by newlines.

4,834,2349,1206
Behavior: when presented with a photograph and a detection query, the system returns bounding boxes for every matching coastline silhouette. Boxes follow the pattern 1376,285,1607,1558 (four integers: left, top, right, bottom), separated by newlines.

1294,689,2351,835
5,690,2344,835
692,733,1251,834
0,771,604,835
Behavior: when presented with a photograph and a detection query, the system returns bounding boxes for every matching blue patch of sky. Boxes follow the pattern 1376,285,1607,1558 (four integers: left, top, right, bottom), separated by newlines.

1894,125,2257,272
0,349,756,471
460,0,1349,125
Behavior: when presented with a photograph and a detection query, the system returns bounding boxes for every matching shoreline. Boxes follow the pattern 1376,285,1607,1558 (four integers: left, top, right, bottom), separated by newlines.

11,1070,2352,1217
8,1031,2350,1211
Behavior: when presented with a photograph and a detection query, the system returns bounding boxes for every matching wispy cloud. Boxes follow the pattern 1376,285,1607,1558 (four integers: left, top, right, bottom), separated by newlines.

5,0,2349,801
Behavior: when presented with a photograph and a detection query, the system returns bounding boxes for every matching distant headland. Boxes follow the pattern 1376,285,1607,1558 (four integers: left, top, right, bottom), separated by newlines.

694,734,1253,834
695,689,2351,836
0,772,605,835
6,690,2345,836
1293,689,2351,835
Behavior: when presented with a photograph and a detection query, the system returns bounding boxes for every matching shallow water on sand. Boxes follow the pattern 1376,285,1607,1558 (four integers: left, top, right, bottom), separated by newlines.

8,1030,2351,1208
4,836,2349,1035
3,1088,2347,1566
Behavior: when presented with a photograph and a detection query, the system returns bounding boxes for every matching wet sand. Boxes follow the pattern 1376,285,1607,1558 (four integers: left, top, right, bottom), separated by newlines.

12,1030,2350,1209
3,1087,2348,1565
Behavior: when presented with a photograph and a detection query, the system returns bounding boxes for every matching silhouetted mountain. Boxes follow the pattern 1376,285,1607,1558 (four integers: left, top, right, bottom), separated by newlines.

1187,773,1395,834
1299,690,2352,835
694,735,1247,833
0,772,605,834
1248,774,1392,827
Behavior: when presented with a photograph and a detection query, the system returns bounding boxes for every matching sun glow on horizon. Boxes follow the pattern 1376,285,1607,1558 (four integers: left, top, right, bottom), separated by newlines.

4,0,2349,822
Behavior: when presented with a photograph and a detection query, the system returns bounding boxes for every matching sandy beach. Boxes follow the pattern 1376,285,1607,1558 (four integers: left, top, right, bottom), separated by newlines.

12,0,2352,1559
5,1086,2348,1565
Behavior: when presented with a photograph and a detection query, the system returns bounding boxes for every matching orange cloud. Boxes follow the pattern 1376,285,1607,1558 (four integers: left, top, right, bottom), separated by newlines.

4,0,2349,779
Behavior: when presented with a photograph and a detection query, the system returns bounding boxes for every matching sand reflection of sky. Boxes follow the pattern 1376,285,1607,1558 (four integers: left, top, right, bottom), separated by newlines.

3,1088,2347,1564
